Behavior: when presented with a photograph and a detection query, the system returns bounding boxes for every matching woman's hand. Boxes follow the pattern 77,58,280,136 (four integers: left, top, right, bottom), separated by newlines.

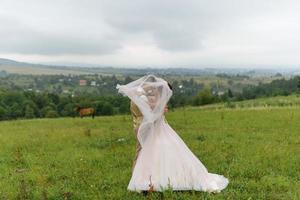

164,106,168,113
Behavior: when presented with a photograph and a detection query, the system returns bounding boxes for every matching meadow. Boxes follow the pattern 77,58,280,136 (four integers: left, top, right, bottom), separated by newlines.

0,104,299,199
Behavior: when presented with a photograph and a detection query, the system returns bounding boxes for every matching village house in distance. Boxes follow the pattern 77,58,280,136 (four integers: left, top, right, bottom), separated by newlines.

79,79,87,86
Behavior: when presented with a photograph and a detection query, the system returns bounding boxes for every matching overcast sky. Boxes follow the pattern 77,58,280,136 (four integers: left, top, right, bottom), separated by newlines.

1,0,300,67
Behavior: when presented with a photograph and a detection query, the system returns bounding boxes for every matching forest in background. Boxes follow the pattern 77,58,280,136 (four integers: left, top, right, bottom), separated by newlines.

1,68,300,121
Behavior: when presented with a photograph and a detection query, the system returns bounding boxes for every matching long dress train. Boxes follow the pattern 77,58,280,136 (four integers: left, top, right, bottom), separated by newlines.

117,75,229,192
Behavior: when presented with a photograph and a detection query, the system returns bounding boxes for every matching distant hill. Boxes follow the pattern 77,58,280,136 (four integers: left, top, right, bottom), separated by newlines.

0,58,29,66
0,57,298,76
0,58,91,75
0,58,220,76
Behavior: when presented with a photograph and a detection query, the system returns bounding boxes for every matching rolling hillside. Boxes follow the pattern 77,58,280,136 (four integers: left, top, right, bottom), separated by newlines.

0,58,90,75
0,105,299,199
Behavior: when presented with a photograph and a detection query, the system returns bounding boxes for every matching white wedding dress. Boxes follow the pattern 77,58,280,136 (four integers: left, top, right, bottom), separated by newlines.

117,75,229,192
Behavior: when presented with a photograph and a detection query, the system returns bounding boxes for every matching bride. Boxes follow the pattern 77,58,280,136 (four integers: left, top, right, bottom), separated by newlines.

116,75,229,192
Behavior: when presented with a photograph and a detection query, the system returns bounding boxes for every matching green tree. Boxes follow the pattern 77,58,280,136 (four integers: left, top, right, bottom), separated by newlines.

24,105,35,119
228,89,233,98
0,106,6,120
193,88,215,106
10,103,23,119
297,76,300,93
34,94,49,109
92,101,104,115
119,103,129,114
41,105,57,117
102,102,113,115
61,103,77,117
45,110,59,118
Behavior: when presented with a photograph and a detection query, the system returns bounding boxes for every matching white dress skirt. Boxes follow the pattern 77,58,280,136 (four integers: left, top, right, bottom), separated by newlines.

128,117,229,192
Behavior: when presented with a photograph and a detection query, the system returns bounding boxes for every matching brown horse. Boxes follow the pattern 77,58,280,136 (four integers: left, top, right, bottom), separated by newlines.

76,107,96,119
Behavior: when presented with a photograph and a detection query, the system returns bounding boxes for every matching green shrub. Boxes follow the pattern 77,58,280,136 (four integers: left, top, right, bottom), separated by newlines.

45,110,59,118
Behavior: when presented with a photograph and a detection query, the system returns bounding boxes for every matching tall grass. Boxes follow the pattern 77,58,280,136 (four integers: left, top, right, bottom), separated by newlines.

0,105,299,199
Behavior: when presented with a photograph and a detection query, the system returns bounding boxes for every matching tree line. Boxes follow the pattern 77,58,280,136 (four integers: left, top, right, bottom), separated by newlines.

1,75,300,121
0,90,130,120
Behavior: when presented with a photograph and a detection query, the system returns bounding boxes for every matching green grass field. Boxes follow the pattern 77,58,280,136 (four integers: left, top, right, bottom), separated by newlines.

0,105,299,199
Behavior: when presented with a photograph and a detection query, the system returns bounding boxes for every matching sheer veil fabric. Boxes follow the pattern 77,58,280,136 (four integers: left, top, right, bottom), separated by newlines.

116,75,229,192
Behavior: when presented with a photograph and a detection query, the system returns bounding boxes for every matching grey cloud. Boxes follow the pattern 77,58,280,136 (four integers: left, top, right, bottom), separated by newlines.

0,16,120,55
98,0,281,52
1,0,300,66
100,0,206,51
0,0,291,54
